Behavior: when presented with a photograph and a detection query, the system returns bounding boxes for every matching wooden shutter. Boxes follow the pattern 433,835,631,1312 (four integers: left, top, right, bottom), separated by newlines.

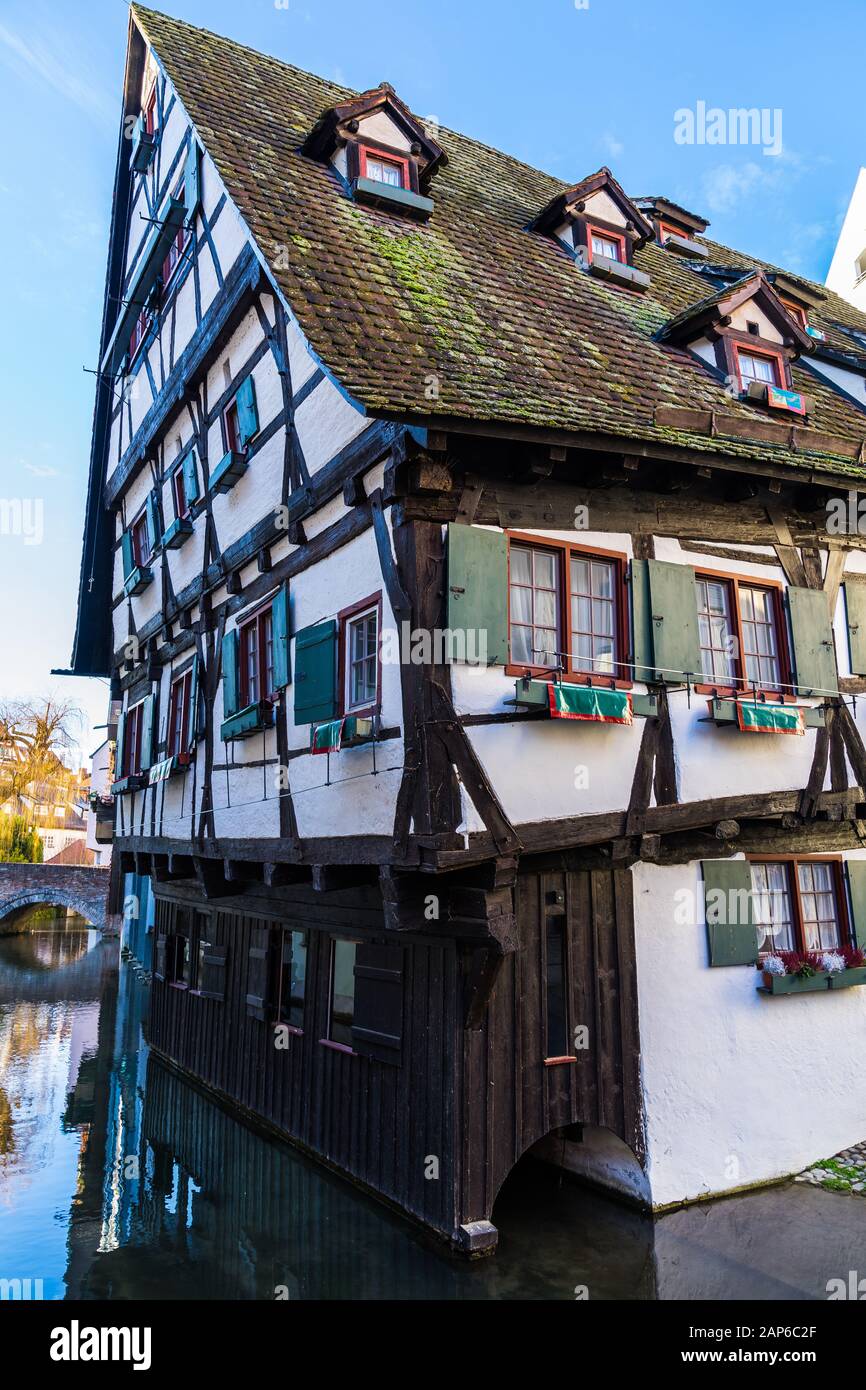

788,586,838,696
222,629,240,718
199,941,227,1001
145,490,161,555
236,375,259,447
846,862,866,947
154,931,167,981
182,448,200,505
121,530,135,580
647,559,701,684
272,582,291,690
630,558,655,683
845,579,866,677
185,137,201,218
446,524,508,666
115,712,126,778
186,654,199,749
702,860,757,966
293,620,338,725
246,926,271,1020
140,693,155,771
351,942,404,1064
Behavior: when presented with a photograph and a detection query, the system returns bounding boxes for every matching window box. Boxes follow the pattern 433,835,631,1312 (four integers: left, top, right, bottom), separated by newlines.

220,700,275,743
110,774,148,795
148,753,192,785
130,118,157,174
352,176,434,220
311,715,376,755
704,698,823,731
510,677,656,718
663,232,708,258
587,254,651,291
828,966,866,990
759,970,829,995
123,564,153,597
745,380,810,415
209,449,248,494
161,516,193,549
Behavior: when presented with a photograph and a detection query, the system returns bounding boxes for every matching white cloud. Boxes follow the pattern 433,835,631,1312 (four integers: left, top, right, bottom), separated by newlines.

600,132,624,159
24,463,60,478
0,19,113,124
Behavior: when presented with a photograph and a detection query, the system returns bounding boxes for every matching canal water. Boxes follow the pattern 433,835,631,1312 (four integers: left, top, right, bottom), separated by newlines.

1,907,865,1300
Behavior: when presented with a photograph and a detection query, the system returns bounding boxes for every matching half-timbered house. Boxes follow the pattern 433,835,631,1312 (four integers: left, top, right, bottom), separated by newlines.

65,7,866,1253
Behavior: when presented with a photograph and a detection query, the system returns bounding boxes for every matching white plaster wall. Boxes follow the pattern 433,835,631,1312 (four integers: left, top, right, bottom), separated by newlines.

826,167,866,312
728,301,783,341
582,189,628,230
633,857,866,1208
808,356,866,409
356,110,413,152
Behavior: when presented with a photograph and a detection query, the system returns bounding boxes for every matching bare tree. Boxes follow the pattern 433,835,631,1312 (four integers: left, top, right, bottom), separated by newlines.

0,697,86,815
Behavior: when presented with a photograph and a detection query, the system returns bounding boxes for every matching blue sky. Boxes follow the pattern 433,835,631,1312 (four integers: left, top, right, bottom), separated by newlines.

0,0,863,765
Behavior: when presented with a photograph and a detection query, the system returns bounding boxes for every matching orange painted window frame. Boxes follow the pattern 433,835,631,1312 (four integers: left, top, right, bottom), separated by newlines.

358,143,410,189
693,567,794,700
746,854,851,958
733,342,785,392
585,222,627,264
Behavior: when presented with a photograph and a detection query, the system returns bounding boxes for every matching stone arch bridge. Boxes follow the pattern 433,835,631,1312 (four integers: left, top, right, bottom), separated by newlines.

0,863,114,934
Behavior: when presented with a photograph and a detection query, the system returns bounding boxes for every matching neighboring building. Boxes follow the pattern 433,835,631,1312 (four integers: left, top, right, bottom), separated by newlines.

86,736,115,869
38,809,89,864
64,6,866,1254
827,168,866,314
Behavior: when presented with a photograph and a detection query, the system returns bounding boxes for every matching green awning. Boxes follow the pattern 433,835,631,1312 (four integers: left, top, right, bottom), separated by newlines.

548,684,632,724
736,702,805,735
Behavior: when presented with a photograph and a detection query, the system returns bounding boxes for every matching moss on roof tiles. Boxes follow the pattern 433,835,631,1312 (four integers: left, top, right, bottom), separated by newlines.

132,5,866,476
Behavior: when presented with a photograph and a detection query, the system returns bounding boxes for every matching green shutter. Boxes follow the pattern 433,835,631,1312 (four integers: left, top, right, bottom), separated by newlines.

236,375,259,447
146,489,161,554
222,630,239,719
121,530,134,581
447,524,508,666
702,859,757,966
272,583,291,690
140,694,155,772
845,579,866,677
846,862,866,947
182,448,200,505
647,560,701,684
115,712,126,779
630,558,654,683
187,654,199,749
293,620,338,725
185,136,201,218
788,586,838,696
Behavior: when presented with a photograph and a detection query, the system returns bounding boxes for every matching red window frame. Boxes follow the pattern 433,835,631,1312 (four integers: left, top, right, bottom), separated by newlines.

733,343,784,392
779,298,808,330
129,304,153,362
161,185,190,289
130,509,151,569
358,143,410,190
586,223,627,264
238,602,275,708
693,568,792,699
748,856,850,958
224,396,242,454
658,220,682,244
144,83,157,136
338,593,382,717
172,461,189,520
167,669,192,758
123,701,145,777
505,533,630,688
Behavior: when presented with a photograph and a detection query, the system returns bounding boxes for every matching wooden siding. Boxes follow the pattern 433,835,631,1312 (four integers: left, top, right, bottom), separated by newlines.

460,865,643,1226
148,885,462,1240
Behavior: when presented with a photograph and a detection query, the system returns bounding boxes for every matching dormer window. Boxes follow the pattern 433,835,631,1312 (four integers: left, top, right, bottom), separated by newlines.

779,298,808,330
360,146,408,189
303,83,444,223
530,169,652,292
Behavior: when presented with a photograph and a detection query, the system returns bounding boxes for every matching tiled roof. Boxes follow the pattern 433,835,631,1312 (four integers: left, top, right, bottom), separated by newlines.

132,6,866,477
